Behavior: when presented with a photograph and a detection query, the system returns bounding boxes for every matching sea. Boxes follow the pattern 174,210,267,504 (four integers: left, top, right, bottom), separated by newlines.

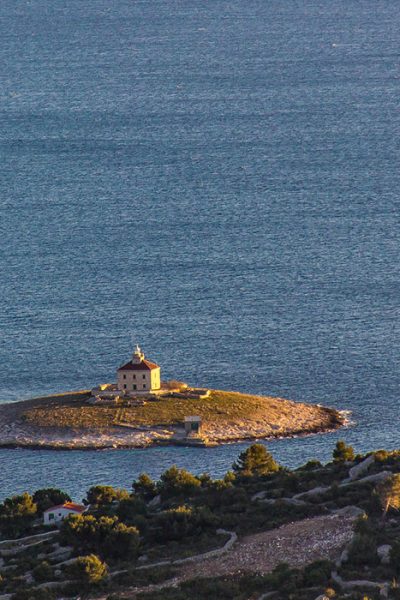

0,0,399,501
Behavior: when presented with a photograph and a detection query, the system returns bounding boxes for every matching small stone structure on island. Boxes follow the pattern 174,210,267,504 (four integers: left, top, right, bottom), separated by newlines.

184,416,202,436
172,415,214,447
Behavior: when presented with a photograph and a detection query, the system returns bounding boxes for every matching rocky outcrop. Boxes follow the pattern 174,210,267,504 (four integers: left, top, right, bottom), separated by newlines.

294,486,330,500
377,544,392,565
348,455,375,481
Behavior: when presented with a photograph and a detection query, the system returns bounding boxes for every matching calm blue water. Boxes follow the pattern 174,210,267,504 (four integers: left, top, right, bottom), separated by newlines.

1,0,399,500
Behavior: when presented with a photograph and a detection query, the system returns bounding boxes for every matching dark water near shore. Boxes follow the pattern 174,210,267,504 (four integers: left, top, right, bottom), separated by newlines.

1,0,399,500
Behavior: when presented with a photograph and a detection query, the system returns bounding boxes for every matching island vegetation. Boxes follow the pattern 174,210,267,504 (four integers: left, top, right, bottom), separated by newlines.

0,388,343,450
2,441,400,599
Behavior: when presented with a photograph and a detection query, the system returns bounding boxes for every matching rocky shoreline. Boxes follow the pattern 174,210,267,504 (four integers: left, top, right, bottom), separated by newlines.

0,391,346,451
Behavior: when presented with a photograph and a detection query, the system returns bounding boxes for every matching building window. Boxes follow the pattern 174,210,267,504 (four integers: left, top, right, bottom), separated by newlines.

49,513,54,520
133,384,137,390
123,374,126,379
123,384,127,389
142,374,146,379
133,374,136,379
143,384,146,389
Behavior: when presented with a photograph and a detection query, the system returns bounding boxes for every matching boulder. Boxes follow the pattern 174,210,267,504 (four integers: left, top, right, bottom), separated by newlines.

377,544,392,564
148,494,161,508
23,573,34,584
355,470,391,485
294,486,329,500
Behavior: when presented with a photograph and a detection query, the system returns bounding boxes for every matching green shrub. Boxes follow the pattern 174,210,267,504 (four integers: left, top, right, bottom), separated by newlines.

302,559,332,586
158,466,201,499
0,493,37,537
347,533,378,566
113,566,177,587
85,485,129,506
390,542,400,574
154,506,218,542
60,514,140,560
32,488,71,515
277,472,301,494
12,589,56,600
217,486,248,510
32,561,53,583
332,440,355,463
136,576,243,600
299,459,323,471
132,474,158,500
374,450,391,463
68,554,108,587
353,514,376,537
181,577,241,598
264,563,302,593
233,444,279,478
116,496,147,524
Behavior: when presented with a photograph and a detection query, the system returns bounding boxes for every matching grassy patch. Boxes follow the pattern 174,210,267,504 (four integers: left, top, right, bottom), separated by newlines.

20,389,336,432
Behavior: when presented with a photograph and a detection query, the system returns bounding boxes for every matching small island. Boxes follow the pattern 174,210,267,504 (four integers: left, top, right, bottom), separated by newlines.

0,347,345,450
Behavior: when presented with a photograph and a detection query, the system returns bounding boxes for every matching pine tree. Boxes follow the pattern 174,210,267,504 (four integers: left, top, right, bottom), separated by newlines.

232,443,279,477
332,440,355,463
132,473,157,500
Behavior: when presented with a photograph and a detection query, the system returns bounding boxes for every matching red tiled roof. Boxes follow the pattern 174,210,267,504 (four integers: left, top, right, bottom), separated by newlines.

118,359,159,371
44,502,86,513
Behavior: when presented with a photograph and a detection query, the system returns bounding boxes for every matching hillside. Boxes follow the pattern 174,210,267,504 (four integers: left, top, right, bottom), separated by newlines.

1,442,400,599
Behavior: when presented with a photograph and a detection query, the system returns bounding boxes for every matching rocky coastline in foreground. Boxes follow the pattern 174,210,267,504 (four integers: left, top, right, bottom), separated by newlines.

0,389,346,450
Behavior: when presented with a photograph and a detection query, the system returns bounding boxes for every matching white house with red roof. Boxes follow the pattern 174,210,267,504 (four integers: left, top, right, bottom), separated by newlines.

43,502,86,525
117,345,161,394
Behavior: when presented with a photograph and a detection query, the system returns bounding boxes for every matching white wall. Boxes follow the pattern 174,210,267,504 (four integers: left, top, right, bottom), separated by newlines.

43,508,81,525
117,367,161,392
